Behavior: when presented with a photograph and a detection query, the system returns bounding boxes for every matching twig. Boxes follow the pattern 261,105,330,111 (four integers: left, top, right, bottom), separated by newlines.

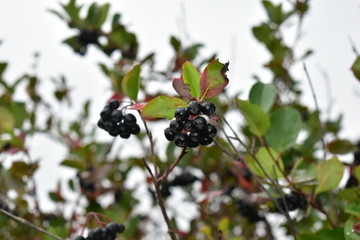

143,160,178,240
348,36,359,56
0,208,65,240
303,63,327,161
157,147,188,184
140,113,158,179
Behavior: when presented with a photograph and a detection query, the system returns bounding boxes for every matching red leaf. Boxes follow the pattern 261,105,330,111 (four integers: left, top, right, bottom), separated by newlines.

200,60,229,99
107,92,123,103
172,77,196,100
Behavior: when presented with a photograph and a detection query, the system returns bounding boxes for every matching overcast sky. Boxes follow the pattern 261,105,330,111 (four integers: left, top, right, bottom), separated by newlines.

1,0,360,230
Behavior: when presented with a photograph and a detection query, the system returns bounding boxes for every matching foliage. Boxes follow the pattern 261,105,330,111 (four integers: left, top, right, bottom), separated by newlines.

0,0,360,240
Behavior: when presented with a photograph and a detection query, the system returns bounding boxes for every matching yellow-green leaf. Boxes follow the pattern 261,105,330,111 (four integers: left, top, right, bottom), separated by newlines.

122,64,140,101
182,61,201,99
142,96,187,120
315,157,344,194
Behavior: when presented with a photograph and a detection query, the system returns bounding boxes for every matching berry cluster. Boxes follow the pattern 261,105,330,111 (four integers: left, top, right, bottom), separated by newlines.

164,101,217,148
236,199,263,222
275,191,307,212
97,100,140,139
73,222,125,240
160,172,199,198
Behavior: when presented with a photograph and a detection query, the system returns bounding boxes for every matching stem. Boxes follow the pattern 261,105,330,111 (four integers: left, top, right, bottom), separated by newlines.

140,113,158,179
0,208,65,240
158,147,188,184
303,63,327,161
143,160,178,240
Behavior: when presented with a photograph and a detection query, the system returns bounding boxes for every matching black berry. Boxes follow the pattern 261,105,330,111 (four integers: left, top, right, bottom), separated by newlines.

201,101,216,115
193,116,207,131
111,110,123,123
199,136,213,145
205,123,217,138
123,113,137,126
189,131,200,143
169,120,183,133
130,124,140,135
97,119,106,129
174,133,188,148
187,139,199,148
183,120,194,132
100,107,112,120
107,222,125,234
104,121,116,132
237,199,263,222
187,101,201,116
164,127,176,141
108,99,120,110
119,130,131,139
174,107,189,122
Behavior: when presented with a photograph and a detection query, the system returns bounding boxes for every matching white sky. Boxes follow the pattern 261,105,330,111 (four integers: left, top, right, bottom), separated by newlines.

1,0,360,235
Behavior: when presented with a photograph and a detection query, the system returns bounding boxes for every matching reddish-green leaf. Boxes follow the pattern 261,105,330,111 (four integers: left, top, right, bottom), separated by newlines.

122,64,140,101
172,77,195,100
315,157,344,194
351,56,360,81
200,59,229,99
142,96,187,120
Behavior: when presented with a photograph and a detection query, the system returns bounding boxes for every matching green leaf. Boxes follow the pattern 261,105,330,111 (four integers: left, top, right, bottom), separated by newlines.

317,228,345,240
61,0,82,22
327,139,356,154
344,216,360,240
0,106,15,132
12,102,27,129
249,82,277,112
351,56,360,81
236,100,270,137
85,3,110,28
60,159,85,170
121,64,140,101
182,61,201,99
264,107,302,152
142,96,187,120
354,166,360,181
346,204,360,217
170,36,181,52
200,59,229,99
0,62,8,78
245,147,284,179
315,157,344,194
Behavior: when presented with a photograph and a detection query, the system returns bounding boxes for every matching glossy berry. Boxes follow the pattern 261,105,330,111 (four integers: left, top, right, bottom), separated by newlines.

276,191,307,212
97,119,106,129
108,99,120,110
189,131,200,143
170,172,199,186
193,116,207,131
187,101,201,116
104,121,116,132
183,120,194,132
111,110,123,123
174,133,188,147
90,228,102,239
100,107,112,120
205,124,217,138
201,101,216,115
130,124,140,135
124,113,137,126
237,199,263,222
169,120,183,133
164,127,176,141
174,107,189,121
108,127,120,137
187,140,199,148
199,136,213,145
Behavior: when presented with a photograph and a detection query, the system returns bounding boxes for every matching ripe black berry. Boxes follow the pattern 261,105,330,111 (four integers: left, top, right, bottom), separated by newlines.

193,116,207,131
124,113,137,126
237,199,263,222
199,136,213,145
169,120,183,133
205,123,217,138
111,110,123,123
164,127,176,141
108,99,120,110
104,121,116,132
100,107,112,120
119,130,131,139
183,120,194,132
201,101,216,115
275,191,307,212
97,119,106,129
187,101,201,116
187,140,199,148
189,131,200,143
174,107,189,122
130,124,140,135
106,222,125,234
90,227,103,239
174,133,188,147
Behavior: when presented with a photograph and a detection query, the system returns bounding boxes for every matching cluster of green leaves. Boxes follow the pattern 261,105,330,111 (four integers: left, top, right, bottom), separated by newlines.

1,0,360,240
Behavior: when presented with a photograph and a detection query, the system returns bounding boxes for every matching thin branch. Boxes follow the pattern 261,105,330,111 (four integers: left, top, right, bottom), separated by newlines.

157,147,188,184
303,63,327,161
348,36,359,56
140,113,158,179
143,160,178,240
0,208,65,240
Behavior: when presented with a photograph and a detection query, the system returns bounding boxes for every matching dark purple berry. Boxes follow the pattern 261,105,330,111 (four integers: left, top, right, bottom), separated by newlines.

237,199,262,222
171,172,199,186
187,140,199,148
206,124,217,138
104,121,116,132
108,99,120,110
187,101,201,116
174,133,188,148
189,131,200,143
119,130,131,139
193,116,207,131
183,120,194,132
201,101,216,115
124,113,137,126
169,120,183,133
97,119,106,129
90,227,103,239
199,136,213,145
100,107,112,120
130,124,140,135
108,127,120,137
174,107,189,121
119,123,131,139
164,127,176,141
106,222,125,233
111,110,123,123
